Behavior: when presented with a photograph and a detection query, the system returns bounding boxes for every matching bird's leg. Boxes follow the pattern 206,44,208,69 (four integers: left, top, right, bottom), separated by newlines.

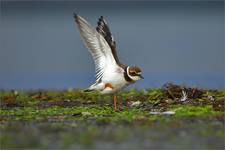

113,95,117,111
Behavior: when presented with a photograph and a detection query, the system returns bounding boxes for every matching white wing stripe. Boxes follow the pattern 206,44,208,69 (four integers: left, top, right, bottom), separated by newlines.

75,15,119,83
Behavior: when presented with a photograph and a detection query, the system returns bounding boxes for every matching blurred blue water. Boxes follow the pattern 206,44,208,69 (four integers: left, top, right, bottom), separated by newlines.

0,1,224,89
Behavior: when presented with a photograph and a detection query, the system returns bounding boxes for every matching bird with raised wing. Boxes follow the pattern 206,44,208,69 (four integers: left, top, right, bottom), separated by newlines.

74,14,143,110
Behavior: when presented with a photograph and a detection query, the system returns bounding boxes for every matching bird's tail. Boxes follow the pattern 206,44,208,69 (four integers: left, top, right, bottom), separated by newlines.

83,84,96,92
83,82,103,93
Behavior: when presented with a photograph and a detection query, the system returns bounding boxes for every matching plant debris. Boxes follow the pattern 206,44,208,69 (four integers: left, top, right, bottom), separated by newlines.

0,84,224,150
213,97,225,111
162,83,205,99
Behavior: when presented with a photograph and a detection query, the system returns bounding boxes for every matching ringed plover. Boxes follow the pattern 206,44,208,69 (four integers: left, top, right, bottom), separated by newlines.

74,14,143,110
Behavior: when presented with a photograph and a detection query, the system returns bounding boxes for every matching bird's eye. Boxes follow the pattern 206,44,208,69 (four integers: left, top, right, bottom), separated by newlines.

130,72,136,76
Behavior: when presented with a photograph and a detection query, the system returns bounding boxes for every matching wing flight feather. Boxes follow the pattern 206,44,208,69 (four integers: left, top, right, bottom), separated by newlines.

74,14,118,83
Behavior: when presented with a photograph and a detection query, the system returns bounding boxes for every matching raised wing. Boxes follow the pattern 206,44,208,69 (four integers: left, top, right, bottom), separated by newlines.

74,14,119,83
96,16,123,67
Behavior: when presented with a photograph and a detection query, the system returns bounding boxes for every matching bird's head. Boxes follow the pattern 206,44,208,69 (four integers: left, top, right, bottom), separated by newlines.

127,66,144,81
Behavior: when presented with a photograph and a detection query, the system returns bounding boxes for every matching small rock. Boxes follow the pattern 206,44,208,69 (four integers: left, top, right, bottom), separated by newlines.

149,111,175,115
165,99,174,104
81,112,92,116
130,101,141,107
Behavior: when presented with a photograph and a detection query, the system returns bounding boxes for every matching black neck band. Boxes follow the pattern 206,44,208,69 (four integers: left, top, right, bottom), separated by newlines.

124,66,133,82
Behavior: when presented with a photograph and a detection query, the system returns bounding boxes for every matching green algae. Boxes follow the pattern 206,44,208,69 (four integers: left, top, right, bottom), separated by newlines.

172,105,222,117
0,88,224,123
0,88,224,149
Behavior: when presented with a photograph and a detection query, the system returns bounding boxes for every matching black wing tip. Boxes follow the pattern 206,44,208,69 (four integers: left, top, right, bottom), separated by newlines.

73,13,77,18
98,16,104,22
73,13,79,22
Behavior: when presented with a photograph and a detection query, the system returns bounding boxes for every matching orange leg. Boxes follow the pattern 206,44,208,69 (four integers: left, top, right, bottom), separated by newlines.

113,95,117,111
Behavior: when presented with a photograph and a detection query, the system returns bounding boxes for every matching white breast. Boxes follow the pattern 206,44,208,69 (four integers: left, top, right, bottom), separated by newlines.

100,67,129,94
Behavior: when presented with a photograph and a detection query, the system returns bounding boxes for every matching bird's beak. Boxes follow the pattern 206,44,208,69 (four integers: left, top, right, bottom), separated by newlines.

140,75,144,79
